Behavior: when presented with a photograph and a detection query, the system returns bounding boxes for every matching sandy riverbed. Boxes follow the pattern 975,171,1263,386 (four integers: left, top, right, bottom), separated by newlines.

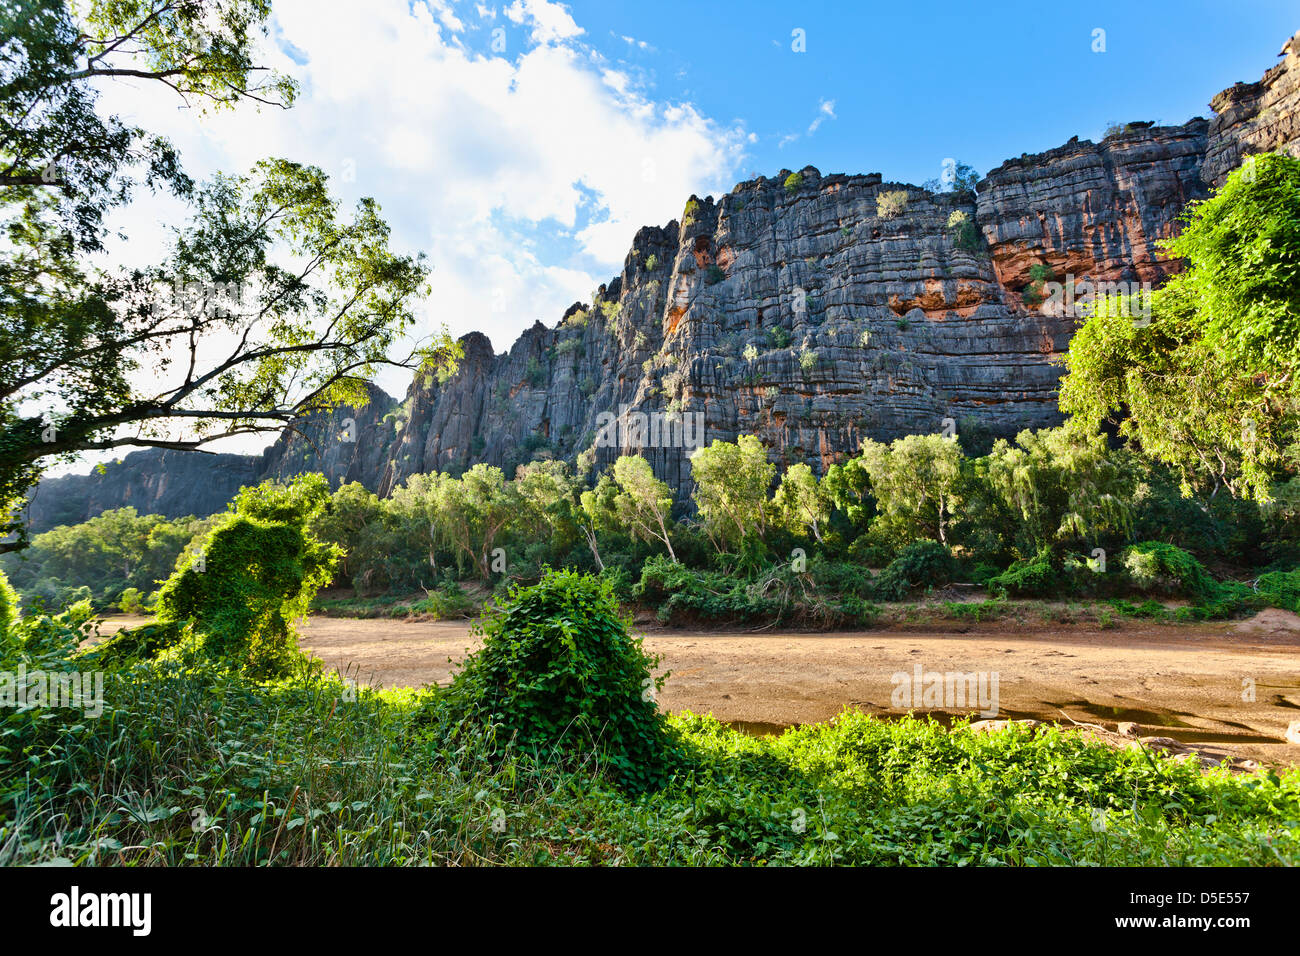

285,612,1300,766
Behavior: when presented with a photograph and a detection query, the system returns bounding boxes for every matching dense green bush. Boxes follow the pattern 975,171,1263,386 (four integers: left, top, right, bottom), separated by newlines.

634,554,877,626
157,518,337,677
407,580,474,618
873,540,954,599
435,568,674,792
91,477,340,678
635,555,777,622
987,551,1059,597
1121,542,1219,600
1255,568,1300,610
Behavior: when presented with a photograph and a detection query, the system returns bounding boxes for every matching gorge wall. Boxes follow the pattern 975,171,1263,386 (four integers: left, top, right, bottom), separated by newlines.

25,33,1300,531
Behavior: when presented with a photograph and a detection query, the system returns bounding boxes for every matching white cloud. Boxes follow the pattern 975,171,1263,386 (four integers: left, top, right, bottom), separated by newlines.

777,98,837,150
504,0,583,45
808,98,836,134
429,0,466,32
619,34,654,52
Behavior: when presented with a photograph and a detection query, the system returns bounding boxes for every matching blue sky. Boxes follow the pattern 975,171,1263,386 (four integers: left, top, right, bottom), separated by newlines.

475,0,1296,197
402,0,1298,302
75,0,1297,469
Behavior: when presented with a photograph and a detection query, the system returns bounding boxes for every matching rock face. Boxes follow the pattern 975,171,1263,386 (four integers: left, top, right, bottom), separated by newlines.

24,385,396,531
1201,30,1300,188
26,449,260,530
257,382,400,489
377,172,1075,502
977,120,1210,291
28,36,1300,528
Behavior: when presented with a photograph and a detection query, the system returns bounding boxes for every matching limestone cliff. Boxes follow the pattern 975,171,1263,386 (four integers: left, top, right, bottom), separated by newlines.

26,34,1300,530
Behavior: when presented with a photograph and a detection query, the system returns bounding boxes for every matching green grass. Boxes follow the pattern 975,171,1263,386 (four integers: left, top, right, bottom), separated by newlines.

4,661,1297,866
313,583,476,620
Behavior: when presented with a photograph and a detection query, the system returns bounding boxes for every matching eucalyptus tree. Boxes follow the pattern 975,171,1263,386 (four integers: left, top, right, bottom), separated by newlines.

1060,153,1300,502
1,1,459,551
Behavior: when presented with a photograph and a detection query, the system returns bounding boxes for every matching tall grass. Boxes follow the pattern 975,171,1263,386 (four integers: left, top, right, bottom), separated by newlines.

3,660,1297,866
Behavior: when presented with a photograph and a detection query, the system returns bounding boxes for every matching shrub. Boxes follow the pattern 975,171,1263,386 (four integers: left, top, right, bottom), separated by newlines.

439,568,673,791
152,517,336,677
705,264,726,284
874,539,955,599
1255,569,1300,612
633,555,876,628
116,587,152,615
1121,542,1218,600
986,550,1060,598
968,561,1003,586
644,254,659,271
408,581,474,619
783,172,803,193
807,555,873,595
848,531,896,567
877,190,909,219
121,477,343,678
947,209,981,252
798,346,818,374
1021,262,1056,307
555,337,583,358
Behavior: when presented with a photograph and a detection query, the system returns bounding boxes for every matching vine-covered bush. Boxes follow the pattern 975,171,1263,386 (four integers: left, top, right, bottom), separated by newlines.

1121,542,1219,600
633,555,877,626
987,550,1061,597
94,476,339,678
437,568,674,792
155,519,336,677
1254,569,1300,611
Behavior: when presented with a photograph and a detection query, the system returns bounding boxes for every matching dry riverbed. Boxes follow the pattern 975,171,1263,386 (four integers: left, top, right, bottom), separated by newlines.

280,611,1300,768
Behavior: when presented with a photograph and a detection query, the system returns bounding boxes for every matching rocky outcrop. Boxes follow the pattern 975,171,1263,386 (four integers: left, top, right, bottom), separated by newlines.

257,382,399,488
29,34,1300,527
25,449,260,530
1201,30,1300,188
977,120,1210,290
375,149,1187,500
24,386,397,532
